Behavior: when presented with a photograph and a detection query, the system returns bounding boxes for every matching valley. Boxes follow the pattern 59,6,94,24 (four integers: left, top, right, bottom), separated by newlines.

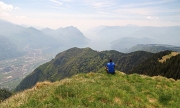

0,1,180,107
0,19,180,92
0,49,52,91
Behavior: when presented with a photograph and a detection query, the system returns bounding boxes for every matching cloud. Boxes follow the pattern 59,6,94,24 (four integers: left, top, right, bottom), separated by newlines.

120,0,177,8
15,16,27,19
14,7,21,10
0,1,25,22
49,0,63,5
0,1,13,11
61,0,73,2
0,1,13,18
114,8,153,16
147,16,159,20
86,1,115,9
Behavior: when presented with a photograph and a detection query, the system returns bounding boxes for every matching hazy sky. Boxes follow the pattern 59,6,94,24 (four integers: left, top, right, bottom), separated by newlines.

0,0,180,31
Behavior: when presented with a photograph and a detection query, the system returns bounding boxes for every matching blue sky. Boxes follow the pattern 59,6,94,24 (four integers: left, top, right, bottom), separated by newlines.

0,0,180,31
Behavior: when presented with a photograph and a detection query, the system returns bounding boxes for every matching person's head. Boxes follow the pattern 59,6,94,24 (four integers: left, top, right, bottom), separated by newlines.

109,59,112,62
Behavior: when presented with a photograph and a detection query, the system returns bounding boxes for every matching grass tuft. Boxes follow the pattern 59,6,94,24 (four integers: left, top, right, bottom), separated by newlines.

34,81,52,89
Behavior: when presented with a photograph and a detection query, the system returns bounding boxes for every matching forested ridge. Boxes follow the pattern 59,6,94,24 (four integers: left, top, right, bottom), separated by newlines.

0,89,12,102
130,51,180,80
127,44,180,53
15,47,152,91
15,48,180,92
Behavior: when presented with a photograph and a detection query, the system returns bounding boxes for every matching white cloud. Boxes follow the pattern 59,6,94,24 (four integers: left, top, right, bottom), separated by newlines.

0,1,13,11
15,16,27,19
0,1,13,18
147,16,151,19
49,0,63,5
0,0,179,31
120,0,177,8
147,16,159,20
0,1,27,24
14,7,21,10
61,0,73,2
83,0,115,10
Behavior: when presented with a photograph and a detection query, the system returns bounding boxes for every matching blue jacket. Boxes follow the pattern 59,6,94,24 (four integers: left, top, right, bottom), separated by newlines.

106,62,115,73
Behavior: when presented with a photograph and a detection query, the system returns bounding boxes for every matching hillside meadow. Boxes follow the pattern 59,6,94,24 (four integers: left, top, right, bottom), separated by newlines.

1,71,180,108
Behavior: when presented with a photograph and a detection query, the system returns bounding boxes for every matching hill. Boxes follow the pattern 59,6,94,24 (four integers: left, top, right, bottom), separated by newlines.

126,44,180,53
129,51,180,80
15,47,152,91
98,26,180,46
1,72,180,107
111,37,157,52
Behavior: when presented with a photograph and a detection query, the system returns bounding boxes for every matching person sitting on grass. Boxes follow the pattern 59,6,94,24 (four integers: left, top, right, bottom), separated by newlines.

105,59,115,74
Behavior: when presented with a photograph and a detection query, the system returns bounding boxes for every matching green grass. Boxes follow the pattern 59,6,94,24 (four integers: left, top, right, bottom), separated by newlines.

1,71,180,108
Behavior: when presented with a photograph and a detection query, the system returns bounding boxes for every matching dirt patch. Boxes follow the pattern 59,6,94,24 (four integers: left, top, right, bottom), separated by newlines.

148,98,156,103
114,97,122,104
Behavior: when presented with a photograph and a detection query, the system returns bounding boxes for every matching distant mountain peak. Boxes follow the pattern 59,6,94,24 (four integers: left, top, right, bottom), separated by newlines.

41,27,54,32
65,26,76,28
56,26,77,31
42,27,53,31
26,27,41,33
27,27,38,30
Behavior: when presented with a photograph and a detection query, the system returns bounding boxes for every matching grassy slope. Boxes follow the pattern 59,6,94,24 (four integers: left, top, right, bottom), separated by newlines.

1,71,180,108
159,52,180,63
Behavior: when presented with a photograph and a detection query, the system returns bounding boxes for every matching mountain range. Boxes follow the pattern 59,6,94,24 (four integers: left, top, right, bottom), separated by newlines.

1,19,180,61
15,47,180,92
0,20,89,60
85,25,180,51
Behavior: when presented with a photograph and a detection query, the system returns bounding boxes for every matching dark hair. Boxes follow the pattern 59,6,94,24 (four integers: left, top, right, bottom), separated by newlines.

109,59,112,62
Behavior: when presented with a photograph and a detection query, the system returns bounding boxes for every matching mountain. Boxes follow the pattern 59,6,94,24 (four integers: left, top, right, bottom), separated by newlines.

126,44,180,53
0,21,61,59
15,47,152,91
96,26,141,42
8,27,60,49
0,20,89,58
111,37,157,52
1,72,180,107
129,51,180,80
0,20,90,91
0,36,25,60
42,26,90,46
85,25,180,51
0,20,25,36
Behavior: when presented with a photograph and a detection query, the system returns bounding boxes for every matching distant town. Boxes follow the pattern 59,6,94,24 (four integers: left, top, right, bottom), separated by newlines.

0,48,52,91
